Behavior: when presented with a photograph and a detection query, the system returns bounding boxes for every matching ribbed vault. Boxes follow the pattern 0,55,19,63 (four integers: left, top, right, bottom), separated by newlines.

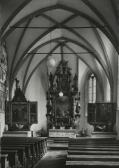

0,0,119,101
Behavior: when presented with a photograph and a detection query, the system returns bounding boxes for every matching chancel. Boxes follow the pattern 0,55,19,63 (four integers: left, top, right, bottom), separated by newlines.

1,1,119,168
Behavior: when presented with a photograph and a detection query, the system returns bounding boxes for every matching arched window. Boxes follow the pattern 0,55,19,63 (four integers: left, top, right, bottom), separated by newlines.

88,74,96,103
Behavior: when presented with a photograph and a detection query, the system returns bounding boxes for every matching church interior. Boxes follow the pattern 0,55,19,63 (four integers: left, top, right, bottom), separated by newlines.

1,0,119,167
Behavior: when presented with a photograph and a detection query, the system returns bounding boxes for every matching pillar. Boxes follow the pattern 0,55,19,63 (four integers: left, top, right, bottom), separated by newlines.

0,43,7,136
116,1,119,139
116,52,119,139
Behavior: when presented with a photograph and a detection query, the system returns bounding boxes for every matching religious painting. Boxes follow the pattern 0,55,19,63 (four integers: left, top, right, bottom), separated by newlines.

11,102,28,123
88,103,116,132
55,96,71,118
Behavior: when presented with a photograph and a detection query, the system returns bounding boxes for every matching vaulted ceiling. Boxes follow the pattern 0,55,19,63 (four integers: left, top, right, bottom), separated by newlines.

0,0,119,99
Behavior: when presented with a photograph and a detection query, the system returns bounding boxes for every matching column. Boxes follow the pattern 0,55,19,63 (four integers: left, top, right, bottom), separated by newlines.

116,51,119,139
0,43,7,136
116,2,119,139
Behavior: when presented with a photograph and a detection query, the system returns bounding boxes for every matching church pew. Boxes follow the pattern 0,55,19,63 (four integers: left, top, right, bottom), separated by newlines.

66,154,119,167
69,138,119,144
1,146,30,168
68,147,119,151
27,137,47,159
2,137,46,159
69,144,119,148
1,137,47,167
68,150,119,155
67,154,119,161
66,138,119,167
2,137,47,156
66,160,119,167
15,137,47,159
38,137,47,156
0,154,9,168
1,149,21,168
2,139,35,167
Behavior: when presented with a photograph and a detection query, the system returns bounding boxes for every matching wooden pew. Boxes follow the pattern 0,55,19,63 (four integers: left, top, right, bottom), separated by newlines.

68,150,119,155
0,154,9,168
2,146,28,168
2,138,33,167
66,160,119,167
1,136,47,168
66,138,119,167
2,137,37,157
67,154,119,161
1,150,21,168
2,137,47,158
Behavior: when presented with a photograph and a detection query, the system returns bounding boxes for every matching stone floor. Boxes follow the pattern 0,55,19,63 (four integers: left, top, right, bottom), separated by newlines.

34,150,67,168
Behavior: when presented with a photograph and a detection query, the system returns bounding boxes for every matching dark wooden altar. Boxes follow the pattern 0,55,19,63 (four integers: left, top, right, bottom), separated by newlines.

46,60,79,129
88,102,116,132
5,79,38,131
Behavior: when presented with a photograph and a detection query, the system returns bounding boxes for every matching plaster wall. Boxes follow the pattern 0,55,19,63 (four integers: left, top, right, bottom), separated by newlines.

25,62,48,133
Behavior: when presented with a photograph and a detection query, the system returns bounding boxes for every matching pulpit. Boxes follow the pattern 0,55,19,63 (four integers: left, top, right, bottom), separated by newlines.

46,59,80,135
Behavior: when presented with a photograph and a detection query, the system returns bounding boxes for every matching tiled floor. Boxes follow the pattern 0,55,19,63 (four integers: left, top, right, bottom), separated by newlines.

35,150,67,168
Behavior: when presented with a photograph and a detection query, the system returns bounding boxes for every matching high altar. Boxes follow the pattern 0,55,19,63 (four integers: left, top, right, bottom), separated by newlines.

46,59,80,137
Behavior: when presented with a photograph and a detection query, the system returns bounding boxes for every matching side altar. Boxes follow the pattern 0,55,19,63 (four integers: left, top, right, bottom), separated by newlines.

46,59,80,136
4,79,38,136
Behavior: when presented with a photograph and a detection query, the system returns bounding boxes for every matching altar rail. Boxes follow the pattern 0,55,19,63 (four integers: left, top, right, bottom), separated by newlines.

1,136,47,168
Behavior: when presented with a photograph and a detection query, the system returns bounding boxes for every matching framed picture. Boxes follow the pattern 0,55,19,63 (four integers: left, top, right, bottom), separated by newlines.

5,100,38,130
11,102,29,124
55,96,71,118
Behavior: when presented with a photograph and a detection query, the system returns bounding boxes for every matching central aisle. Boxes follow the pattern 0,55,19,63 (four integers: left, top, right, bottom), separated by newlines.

34,150,67,168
